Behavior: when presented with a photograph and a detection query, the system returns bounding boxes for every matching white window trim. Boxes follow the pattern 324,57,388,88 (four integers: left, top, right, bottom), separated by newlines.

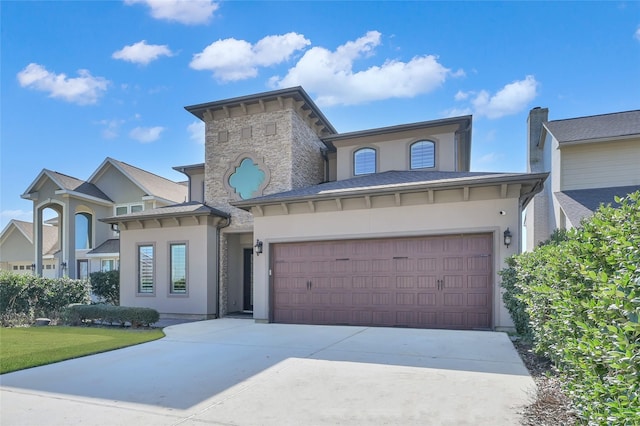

168,241,188,296
137,243,155,296
114,203,144,216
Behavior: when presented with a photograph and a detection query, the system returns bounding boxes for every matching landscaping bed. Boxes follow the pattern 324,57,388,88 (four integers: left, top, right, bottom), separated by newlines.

513,339,578,425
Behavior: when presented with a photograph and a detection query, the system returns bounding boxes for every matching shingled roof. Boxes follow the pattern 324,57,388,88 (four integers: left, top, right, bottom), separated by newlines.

104,158,188,203
232,170,548,207
554,185,640,225
100,202,229,223
545,110,640,144
1,220,59,256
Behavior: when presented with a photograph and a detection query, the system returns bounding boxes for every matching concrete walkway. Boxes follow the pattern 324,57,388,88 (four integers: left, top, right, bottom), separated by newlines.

1,319,535,425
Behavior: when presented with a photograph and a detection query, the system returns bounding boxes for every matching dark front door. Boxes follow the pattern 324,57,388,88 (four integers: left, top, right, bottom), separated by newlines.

243,248,253,311
77,259,89,280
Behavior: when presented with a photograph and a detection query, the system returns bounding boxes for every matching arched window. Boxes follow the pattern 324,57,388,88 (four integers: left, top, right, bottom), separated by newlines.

410,140,435,169
354,148,376,175
75,212,92,249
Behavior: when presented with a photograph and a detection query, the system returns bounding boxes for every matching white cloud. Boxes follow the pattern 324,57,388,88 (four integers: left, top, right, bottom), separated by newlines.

452,76,538,120
476,153,502,164
443,107,472,118
17,63,109,105
454,90,470,101
190,33,310,82
129,126,164,143
635,26,640,41
271,31,453,106
112,40,173,65
96,119,124,139
187,121,205,144
125,0,218,25
472,75,538,119
1,209,32,222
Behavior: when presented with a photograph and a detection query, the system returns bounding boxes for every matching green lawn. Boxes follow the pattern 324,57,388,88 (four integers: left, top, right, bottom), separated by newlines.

0,326,165,374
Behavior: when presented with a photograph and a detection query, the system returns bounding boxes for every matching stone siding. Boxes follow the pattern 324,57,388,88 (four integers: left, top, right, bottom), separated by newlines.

291,111,326,188
203,104,326,316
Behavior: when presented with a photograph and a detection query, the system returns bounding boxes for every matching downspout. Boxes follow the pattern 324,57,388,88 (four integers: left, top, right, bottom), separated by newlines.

215,215,231,318
320,148,329,183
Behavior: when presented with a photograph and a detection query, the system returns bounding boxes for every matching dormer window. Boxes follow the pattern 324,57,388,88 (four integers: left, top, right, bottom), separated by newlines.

410,140,435,169
354,148,376,176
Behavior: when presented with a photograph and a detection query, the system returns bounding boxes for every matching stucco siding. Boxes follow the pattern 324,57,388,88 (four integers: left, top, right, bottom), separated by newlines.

119,222,217,318
1,230,33,261
92,165,146,204
251,196,522,330
335,128,458,180
560,138,640,190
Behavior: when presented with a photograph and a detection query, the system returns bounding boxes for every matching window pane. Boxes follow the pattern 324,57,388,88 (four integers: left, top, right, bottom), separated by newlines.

75,213,92,249
115,206,127,216
411,141,435,169
170,244,187,294
354,148,376,175
131,205,143,213
138,245,154,293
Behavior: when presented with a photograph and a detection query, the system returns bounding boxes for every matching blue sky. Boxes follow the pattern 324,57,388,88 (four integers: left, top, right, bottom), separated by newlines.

1,1,639,229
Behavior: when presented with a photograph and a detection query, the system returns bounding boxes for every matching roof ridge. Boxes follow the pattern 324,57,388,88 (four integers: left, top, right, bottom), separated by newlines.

45,169,85,182
547,109,640,124
111,158,183,185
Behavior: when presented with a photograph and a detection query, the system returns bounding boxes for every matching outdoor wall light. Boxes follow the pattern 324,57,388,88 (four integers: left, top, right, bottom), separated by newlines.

503,228,513,248
111,223,120,233
61,262,67,270
254,239,263,256
31,263,36,272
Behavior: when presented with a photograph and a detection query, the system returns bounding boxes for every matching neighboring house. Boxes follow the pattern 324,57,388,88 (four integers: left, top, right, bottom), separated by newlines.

20,158,188,279
0,219,59,278
100,87,547,330
525,108,640,250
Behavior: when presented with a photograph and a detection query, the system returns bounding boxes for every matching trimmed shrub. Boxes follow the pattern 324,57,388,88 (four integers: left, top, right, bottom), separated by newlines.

63,304,159,327
501,191,640,423
0,271,90,325
90,270,120,305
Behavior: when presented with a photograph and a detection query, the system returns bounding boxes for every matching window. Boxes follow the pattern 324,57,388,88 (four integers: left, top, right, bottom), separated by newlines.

138,244,154,294
170,243,187,294
354,148,376,175
75,212,93,249
46,265,52,270
410,140,435,169
115,204,144,216
101,259,117,272
13,265,18,270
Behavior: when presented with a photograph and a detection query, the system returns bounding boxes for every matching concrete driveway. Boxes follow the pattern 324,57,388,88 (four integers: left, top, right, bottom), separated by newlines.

1,319,534,425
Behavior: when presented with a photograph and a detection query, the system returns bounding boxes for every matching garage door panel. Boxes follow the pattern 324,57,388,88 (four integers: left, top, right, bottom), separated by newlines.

468,275,490,288
352,292,371,306
272,234,492,330
372,292,393,305
396,293,417,305
395,276,416,289
417,293,437,306
352,276,369,288
467,293,489,307
443,257,463,271
372,276,392,288
417,276,438,288
443,293,465,307
417,257,437,271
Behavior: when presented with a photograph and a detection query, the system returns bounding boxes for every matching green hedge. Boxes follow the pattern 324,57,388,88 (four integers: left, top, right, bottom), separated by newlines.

64,304,159,327
501,191,640,423
89,270,119,305
0,272,90,325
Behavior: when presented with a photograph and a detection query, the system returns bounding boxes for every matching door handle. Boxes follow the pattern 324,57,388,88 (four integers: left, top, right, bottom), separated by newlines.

306,280,312,290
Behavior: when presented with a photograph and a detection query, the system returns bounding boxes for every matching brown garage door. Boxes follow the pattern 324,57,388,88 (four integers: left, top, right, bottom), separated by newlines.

271,234,493,330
